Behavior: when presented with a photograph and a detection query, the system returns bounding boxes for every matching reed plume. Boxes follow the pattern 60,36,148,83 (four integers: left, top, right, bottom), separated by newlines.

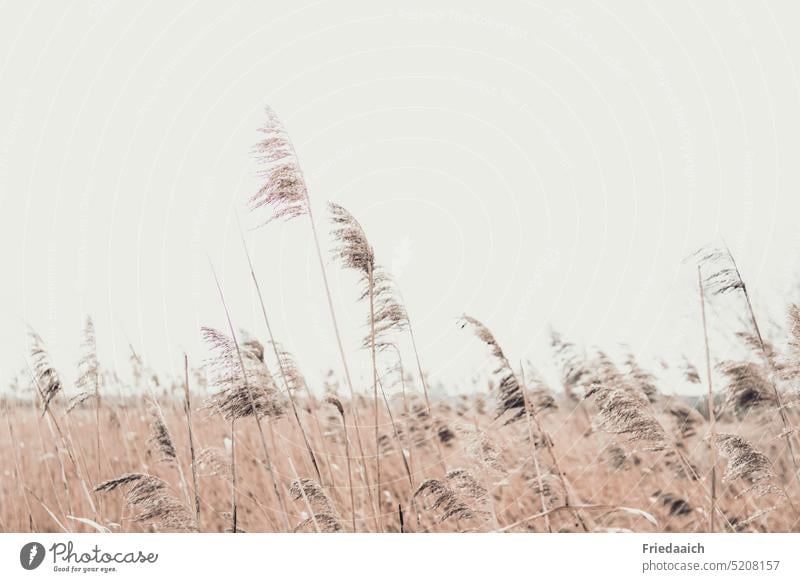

28,329,63,416
649,490,692,517
146,388,192,514
203,323,286,530
584,383,667,447
248,108,376,529
329,201,382,529
522,362,558,413
530,472,566,510
458,316,527,424
413,469,490,527
202,327,284,422
206,264,291,530
329,202,375,274
710,434,775,496
249,107,309,224
718,360,774,416
601,442,640,470
698,245,799,482
95,473,196,532
666,398,704,441
73,316,102,473
272,342,307,393
464,428,503,474
682,355,701,384
196,448,230,480
550,330,591,402
788,304,800,362
622,350,659,403
289,478,342,532
460,315,588,531
147,401,177,466
363,268,408,349
75,317,100,404
26,329,99,517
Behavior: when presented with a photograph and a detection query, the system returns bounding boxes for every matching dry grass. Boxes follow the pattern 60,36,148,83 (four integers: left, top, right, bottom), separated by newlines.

3,353,800,533
2,108,800,534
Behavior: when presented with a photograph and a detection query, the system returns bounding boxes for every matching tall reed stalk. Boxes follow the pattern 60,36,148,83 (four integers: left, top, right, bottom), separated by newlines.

406,317,448,472
235,218,322,483
327,397,356,532
367,267,382,530
183,354,201,527
249,108,375,526
700,245,800,484
377,377,414,490
726,249,800,483
459,315,590,531
210,263,290,530
25,341,98,519
698,266,718,532
519,364,551,532
230,418,237,533
328,202,383,530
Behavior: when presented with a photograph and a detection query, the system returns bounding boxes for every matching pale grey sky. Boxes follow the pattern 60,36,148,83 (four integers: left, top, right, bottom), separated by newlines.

2,0,800,396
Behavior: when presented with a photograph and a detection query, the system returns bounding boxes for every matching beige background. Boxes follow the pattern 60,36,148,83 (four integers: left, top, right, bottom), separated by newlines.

1,0,799,395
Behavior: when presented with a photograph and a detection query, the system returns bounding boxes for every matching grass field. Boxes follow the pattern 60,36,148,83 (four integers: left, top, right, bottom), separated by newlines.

2,109,799,534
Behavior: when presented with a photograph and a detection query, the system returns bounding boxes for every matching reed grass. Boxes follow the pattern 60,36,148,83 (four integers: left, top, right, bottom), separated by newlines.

4,109,800,534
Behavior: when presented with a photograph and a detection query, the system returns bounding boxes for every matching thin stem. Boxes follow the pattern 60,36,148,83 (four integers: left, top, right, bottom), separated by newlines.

377,377,414,489
183,354,201,528
495,504,639,533
4,400,38,531
235,216,322,483
304,391,336,487
726,247,800,483
31,397,70,523
670,444,735,531
499,354,589,531
387,345,423,531
407,322,448,473
368,267,383,531
26,364,98,518
338,407,357,533
287,457,320,532
698,266,718,533
305,206,379,530
94,359,101,483
210,262,290,530
230,418,237,533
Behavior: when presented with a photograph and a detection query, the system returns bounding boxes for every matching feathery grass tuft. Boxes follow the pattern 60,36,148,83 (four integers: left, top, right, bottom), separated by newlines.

250,107,309,224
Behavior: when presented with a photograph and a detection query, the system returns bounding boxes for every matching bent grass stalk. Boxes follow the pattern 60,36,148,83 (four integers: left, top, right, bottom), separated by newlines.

235,216,323,484
210,262,290,530
183,354,201,527
518,364,551,532
698,266,718,532
726,248,800,484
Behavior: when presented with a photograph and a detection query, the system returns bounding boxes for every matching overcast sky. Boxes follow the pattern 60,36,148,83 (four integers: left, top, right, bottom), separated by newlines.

2,0,800,397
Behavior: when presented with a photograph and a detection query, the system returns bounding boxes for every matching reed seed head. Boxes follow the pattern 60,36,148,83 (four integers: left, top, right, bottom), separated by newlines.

249,107,309,225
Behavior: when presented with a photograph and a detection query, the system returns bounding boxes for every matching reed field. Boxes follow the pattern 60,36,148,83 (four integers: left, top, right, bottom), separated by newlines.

2,109,800,534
